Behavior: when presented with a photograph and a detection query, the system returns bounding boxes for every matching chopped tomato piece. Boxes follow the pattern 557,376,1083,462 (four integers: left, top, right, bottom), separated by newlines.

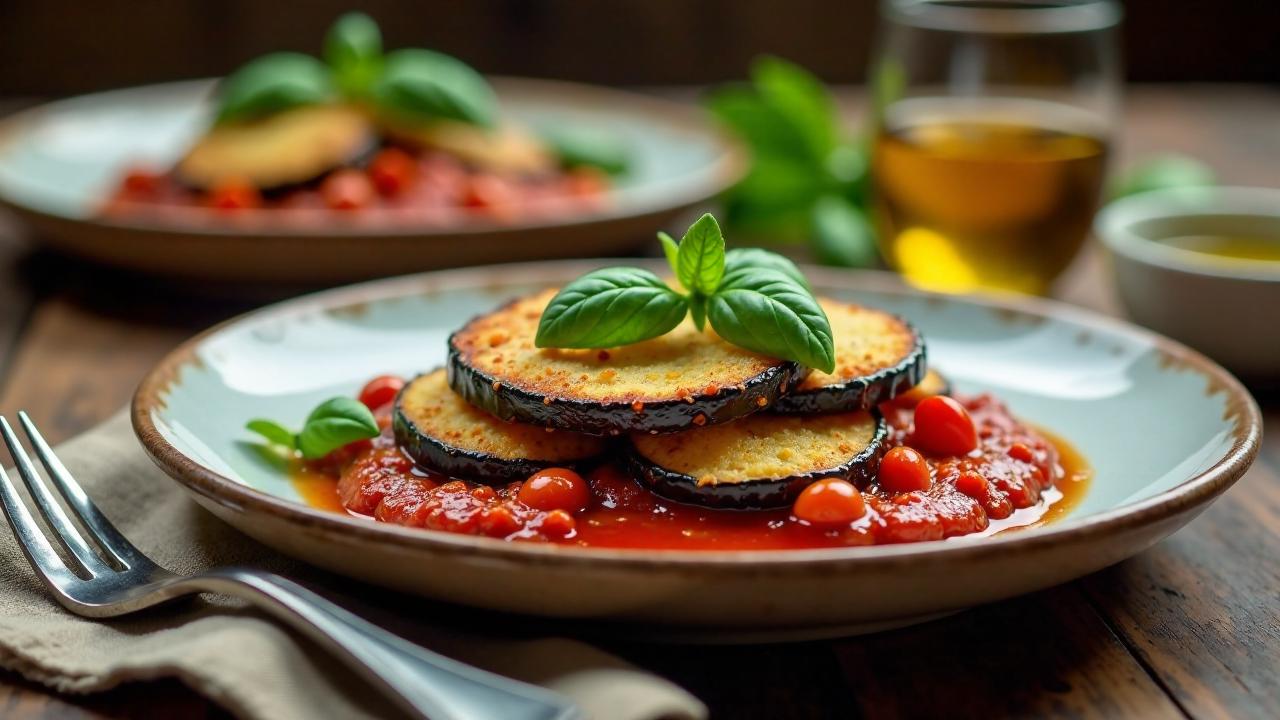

912,396,978,456
368,148,418,196
122,167,164,197
208,179,262,210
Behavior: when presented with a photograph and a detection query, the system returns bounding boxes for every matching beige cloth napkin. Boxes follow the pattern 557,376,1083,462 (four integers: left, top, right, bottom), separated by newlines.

0,411,707,720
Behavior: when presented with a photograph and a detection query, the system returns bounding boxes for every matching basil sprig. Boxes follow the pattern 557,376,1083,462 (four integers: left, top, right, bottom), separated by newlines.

536,213,835,372
215,13,497,129
707,56,877,269
247,397,380,460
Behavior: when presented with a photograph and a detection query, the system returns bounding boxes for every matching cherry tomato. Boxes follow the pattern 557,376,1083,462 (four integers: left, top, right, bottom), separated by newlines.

208,179,262,210
912,396,978,456
462,174,515,210
368,148,417,196
518,468,590,512
954,471,989,498
321,169,376,210
539,509,577,538
791,478,866,526
878,446,932,493
358,375,405,411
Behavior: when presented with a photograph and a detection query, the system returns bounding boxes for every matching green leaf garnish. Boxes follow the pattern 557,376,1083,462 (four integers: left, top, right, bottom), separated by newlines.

246,419,297,450
536,214,833,371
752,56,838,165
723,248,810,290
371,49,498,128
215,53,334,124
325,12,383,98
706,268,836,373
541,127,630,175
675,213,726,295
246,397,379,460
811,196,878,268
296,397,380,460
534,268,689,348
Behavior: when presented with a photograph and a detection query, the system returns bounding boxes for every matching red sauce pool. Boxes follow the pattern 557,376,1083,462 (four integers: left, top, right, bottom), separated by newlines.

292,394,1090,550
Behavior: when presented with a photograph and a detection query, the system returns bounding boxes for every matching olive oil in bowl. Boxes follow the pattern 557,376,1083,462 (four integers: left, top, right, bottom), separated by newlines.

873,98,1109,295
1161,235,1280,265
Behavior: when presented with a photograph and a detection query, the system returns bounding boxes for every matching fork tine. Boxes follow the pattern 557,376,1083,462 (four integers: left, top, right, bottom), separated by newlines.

0,463,79,592
17,412,152,571
0,416,114,576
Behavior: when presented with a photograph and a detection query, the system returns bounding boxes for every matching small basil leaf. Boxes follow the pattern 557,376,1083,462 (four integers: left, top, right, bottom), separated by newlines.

811,195,878,268
296,397,380,460
689,293,707,331
676,213,726,296
535,268,689,349
708,268,835,372
325,12,383,98
542,127,630,175
371,49,498,128
657,231,681,276
246,419,296,450
1108,154,1216,200
724,248,810,290
216,53,334,124
751,55,839,165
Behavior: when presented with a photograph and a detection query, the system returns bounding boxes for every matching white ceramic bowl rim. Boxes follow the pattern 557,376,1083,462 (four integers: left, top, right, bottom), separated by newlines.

1095,185,1280,282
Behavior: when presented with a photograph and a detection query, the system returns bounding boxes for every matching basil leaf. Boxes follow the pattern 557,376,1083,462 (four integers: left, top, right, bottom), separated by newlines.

707,268,835,372
542,127,630,175
215,53,334,124
1108,154,1215,200
811,195,878,268
676,213,726,296
658,231,681,276
689,294,708,331
371,49,498,128
325,12,383,98
535,268,689,349
246,419,296,450
707,86,814,167
752,56,838,165
296,397,380,460
724,248,809,290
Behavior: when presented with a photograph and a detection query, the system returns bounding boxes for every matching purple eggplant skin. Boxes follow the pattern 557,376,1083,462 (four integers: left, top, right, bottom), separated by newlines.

392,373,609,484
771,327,927,415
624,411,889,510
446,343,809,436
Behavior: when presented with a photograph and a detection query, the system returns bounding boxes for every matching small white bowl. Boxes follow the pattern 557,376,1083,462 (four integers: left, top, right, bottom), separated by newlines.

1096,186,1280,380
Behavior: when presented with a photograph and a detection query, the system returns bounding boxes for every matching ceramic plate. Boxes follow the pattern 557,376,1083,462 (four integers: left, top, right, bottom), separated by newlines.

0,80,743,284
132,261,1260,638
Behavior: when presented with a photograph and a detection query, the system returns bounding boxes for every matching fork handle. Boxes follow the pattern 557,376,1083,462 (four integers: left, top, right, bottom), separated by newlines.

183,568,580,720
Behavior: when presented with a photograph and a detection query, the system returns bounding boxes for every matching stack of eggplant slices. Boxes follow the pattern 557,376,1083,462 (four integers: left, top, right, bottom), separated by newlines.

394,289,937,509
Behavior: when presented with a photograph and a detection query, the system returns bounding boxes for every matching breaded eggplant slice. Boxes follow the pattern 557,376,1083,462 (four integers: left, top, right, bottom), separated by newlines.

386,120,556,175
177,105,376,190
394,369,608,482
627,410,887,509
772,299,925,414
448,288,807,435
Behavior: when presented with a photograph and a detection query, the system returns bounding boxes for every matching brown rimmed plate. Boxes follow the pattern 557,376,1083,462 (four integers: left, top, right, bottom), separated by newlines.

131,261,1261,639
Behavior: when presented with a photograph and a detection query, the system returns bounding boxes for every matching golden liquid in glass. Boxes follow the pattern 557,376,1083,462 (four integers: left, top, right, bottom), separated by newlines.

873,99,1109,294
1163,235,1280,264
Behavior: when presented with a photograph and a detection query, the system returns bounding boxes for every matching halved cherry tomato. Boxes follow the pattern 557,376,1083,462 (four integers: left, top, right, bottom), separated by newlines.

878,446,931,493
368,148,417,196
518,468,590,512
792,478,866,525
912,396,978,456
321,169,376,210
208,178,262,210
358,375,405,411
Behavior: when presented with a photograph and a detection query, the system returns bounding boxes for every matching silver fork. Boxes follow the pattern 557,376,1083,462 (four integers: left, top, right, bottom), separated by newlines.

0,412,579,720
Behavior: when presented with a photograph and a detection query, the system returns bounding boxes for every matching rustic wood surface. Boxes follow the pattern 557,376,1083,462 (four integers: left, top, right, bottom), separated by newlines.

0,85,1276,719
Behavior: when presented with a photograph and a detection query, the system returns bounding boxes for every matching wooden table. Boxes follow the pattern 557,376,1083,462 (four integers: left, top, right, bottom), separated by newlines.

0,85,1276,719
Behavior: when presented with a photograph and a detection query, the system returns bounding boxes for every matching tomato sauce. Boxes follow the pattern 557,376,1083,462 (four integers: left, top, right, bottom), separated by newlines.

291,394,1090,550
102,149,609,224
